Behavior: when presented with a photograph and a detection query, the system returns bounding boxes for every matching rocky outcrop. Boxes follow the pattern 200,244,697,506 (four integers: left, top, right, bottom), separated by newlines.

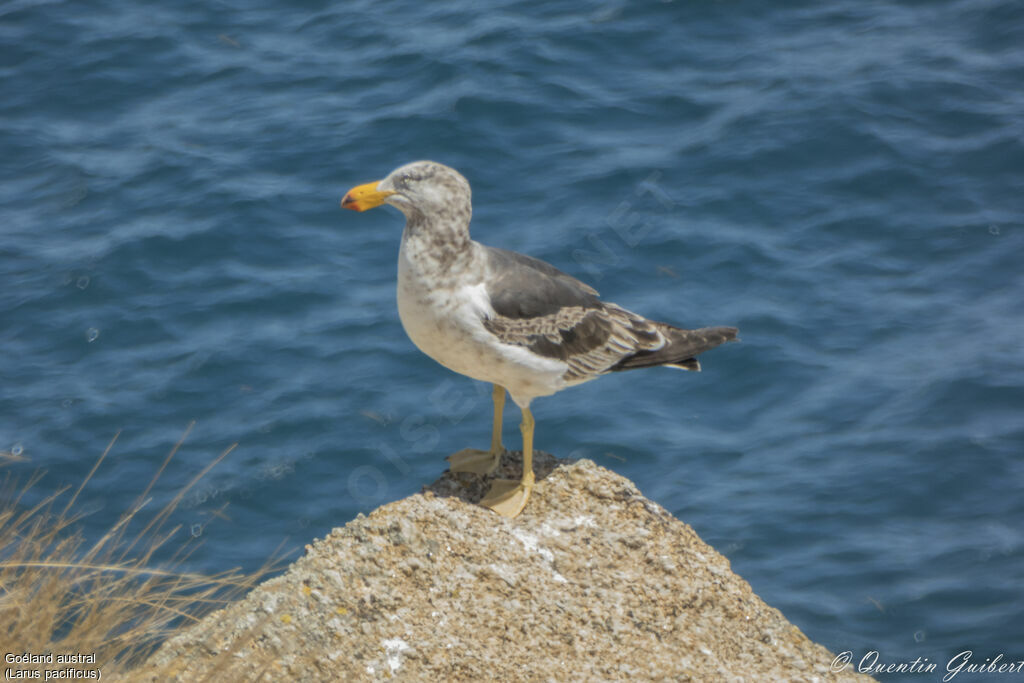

142,452,873,681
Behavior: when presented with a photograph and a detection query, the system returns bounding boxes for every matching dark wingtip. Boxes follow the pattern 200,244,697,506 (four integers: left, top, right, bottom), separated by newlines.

716,326,739,342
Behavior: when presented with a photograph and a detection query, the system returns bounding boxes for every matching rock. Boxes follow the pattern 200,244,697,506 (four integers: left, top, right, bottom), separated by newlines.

140,452,874,682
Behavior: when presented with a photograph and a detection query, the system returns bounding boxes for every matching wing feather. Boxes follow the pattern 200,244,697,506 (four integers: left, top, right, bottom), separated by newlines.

484,247,599,318
483,302,669,383
479,245,736,382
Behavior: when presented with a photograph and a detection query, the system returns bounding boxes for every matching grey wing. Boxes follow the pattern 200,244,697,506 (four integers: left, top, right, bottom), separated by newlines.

481,246,668,381
484,246,600,318
483,302,670,383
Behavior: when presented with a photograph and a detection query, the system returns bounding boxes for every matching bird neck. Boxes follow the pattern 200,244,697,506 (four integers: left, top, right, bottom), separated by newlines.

400,212,475,280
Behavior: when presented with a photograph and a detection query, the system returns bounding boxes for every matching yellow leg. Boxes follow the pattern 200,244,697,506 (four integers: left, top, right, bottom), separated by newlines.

479,406,535,518
489,384,505,453
448,384,506,475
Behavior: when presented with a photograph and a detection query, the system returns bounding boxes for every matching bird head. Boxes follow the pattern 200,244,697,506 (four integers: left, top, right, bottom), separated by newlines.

341,161,471,219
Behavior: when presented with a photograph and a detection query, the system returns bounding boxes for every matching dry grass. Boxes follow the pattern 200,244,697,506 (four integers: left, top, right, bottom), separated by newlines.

1,424,286,680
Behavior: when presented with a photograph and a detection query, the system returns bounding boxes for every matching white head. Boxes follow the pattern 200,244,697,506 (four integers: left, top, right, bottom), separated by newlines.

341,160,472,222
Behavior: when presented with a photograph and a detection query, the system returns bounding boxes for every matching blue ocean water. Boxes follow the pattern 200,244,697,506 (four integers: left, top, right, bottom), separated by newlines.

3,0,1023,677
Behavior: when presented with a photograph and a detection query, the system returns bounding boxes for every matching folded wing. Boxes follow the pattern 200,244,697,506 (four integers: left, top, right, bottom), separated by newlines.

481,246,737,383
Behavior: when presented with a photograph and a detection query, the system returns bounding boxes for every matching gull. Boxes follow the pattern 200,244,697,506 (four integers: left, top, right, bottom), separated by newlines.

342,161,737,517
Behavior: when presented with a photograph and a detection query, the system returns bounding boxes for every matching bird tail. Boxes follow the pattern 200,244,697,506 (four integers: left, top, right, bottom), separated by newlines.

609,325,738,373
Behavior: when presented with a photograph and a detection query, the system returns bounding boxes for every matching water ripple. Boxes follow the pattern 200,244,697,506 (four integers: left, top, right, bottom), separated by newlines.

2,0,1023,667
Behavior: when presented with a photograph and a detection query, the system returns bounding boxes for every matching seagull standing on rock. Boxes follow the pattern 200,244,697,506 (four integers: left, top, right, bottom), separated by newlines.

342,161,737,518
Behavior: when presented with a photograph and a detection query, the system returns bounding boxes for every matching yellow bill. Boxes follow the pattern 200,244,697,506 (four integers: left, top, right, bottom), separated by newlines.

341,181,394,211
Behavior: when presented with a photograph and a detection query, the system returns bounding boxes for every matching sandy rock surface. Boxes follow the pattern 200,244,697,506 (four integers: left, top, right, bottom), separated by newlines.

142,452,873,682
